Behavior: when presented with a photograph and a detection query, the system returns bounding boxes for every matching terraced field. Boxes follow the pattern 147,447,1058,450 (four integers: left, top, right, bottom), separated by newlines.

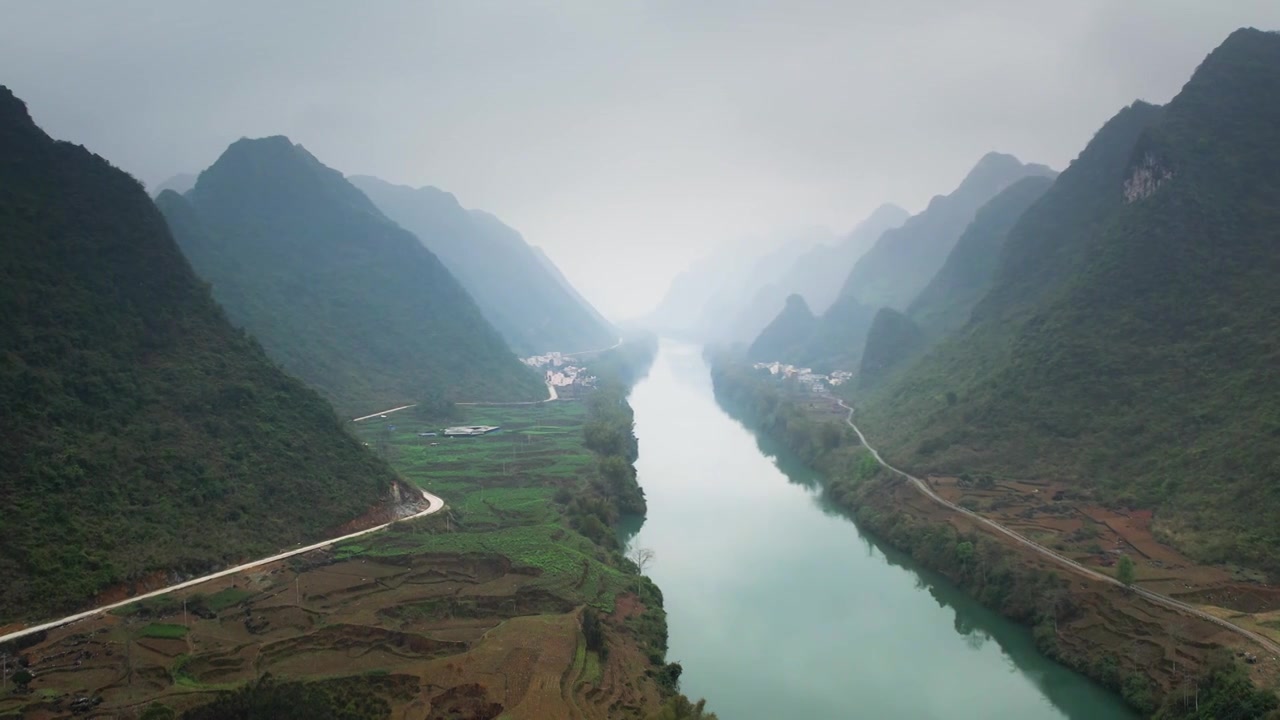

1,403,666,719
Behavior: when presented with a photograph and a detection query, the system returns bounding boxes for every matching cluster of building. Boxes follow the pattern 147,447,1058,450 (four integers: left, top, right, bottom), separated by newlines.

442,425,500,437
521,351,568,368
752,362,853,392
522,352,597,393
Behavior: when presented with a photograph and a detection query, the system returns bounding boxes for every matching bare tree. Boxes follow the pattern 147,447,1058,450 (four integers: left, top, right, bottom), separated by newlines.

629,546,655,593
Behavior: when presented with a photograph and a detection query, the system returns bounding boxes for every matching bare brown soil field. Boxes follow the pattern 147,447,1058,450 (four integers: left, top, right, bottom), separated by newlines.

883,474,1280,693
931,475,1266,602
0,548,659,719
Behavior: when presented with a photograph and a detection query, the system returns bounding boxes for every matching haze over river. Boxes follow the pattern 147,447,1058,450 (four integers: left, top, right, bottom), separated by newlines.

623,342,1134,719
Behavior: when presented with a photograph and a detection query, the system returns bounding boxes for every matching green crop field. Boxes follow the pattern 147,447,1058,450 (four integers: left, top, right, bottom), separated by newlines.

345,401,630,609
353,402,594,495
140,622,189,639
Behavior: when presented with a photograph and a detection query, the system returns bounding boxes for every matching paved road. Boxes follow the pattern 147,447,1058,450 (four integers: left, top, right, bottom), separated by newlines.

351,404,417,423
838,399,1280,658
562,337,623,358
5,342,617,647
0,487,444,647
353,380,560,420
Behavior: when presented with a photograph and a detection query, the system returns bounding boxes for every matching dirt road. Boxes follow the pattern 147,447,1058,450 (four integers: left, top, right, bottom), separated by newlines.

838,399,1280,657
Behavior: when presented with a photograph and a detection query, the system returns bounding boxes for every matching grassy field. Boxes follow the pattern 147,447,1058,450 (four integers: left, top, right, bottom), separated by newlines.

139,622,188,639
348,402,631,611
355,403,593,496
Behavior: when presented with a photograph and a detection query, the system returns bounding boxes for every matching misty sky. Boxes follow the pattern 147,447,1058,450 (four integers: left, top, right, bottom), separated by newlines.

3,2,1278,319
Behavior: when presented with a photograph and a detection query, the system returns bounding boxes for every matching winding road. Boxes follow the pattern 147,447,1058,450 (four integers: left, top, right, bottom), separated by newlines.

4,343,617,647
838,399,1280,657
0,487,444,647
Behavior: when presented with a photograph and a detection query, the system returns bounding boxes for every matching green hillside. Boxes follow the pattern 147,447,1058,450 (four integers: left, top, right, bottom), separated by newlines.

349,175,615,355
838,152,1056,312
158,139,545,416
749,154,1052,373
858,29,1280,574
857,308,925,390
906,174,1055,339
0,88,397,621
724,204,909,344
854,175,1056,386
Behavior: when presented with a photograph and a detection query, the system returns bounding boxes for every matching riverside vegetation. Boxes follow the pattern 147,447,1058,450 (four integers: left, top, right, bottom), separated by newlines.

709,355,1278,718
2,338,715,719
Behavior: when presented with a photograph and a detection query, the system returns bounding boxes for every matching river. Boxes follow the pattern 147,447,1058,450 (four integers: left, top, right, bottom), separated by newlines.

623,342,1134,719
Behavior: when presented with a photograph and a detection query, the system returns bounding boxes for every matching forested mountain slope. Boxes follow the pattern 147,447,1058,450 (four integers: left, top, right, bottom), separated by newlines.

349,175,615,354
858,28,1280,573
855,175,1056,388
906,174,1055,339
781,203,909,314
0,88,397,621
158,138,544,415
749,154,1049,372
838,152,1055,311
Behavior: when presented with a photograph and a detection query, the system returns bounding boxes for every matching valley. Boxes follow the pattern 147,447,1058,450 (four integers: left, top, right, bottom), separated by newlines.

4,9,1280,719
1,394,674,719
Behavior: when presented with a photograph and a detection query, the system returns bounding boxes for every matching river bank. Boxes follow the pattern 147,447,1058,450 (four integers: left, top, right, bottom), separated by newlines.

705,349,1279,718
624,342,1135,719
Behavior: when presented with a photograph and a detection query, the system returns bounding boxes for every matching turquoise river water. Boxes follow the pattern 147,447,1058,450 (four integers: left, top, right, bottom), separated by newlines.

622,342,1134,719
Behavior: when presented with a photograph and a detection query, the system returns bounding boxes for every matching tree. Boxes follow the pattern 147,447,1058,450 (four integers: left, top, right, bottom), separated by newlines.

629,546,655,593
581,608,606,658
648,694,719,720
12,669,32,692
1117,555,1136,587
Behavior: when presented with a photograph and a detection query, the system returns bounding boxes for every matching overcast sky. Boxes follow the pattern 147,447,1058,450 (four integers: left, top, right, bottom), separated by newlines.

3,1,1278,319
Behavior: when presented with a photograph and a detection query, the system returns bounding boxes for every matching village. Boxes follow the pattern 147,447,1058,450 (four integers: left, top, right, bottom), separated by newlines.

752,361,853,394
521,351,598,397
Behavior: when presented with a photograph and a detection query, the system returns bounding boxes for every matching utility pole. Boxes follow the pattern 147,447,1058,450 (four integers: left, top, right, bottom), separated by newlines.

296,576,301,606
183,598,188,628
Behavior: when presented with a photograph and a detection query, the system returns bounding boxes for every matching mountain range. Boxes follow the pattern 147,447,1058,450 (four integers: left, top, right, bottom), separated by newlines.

856,28,1280,574
349,175,615,356
752,153,1055,370
644,226,836,342
157,138,547,416
0,88,399,621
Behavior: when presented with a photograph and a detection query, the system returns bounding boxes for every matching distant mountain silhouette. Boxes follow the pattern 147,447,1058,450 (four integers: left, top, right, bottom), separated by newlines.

751,154,1052,371
645,227,834,342
722,204,909,345
748,294,819,362
149,170,194,196
839,152,1056,312
151,171,196,197
349,175,615,354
